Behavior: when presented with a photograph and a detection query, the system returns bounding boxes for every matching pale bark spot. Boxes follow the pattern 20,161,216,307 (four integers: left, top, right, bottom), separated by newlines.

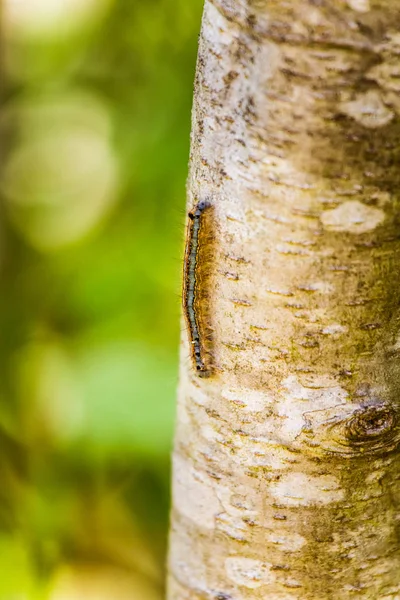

276,243,314,257
340,90,394,128
231,436,296,470
215,486,258,540
221,387,274,412
298,280,335,294
321,323,348,336
202,1,235,54
346,0,370,12
179,403,190,425
371,190,391,207
267,532,307,552
304,7,329,26
294,308,326,323
266,285,294,297
225,557,275,589
190,385,211,407
172,455,221,529
365,470,385,485
270,472,345,506
201,423,224,442
279,376,347,441
321,200,385,234
168,532,210,593
367,61,400,93
258,156,314,194
254,209,291,225
367,34,400,97
300,374,342,389
216,512,249,542
277,400,308,441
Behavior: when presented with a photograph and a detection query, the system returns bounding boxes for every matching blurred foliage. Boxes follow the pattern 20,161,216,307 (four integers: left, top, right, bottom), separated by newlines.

0,0,203,597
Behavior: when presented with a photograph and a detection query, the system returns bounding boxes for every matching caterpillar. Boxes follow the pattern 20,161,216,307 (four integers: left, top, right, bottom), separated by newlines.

182,200,214,377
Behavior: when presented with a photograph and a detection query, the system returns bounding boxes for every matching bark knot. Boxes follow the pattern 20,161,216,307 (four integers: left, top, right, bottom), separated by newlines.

345,403,396,447
301,401,400,458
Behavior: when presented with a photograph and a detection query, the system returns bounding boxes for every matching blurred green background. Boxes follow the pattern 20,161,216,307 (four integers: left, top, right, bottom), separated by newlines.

0,0,203,597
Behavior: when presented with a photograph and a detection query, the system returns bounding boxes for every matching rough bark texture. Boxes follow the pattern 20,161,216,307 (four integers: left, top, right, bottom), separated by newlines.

168,1,400,598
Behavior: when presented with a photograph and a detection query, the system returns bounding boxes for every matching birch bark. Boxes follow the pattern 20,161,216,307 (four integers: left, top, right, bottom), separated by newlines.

168,1,400,598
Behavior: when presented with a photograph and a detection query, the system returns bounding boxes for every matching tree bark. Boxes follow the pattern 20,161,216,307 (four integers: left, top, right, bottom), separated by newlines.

168,1,400,598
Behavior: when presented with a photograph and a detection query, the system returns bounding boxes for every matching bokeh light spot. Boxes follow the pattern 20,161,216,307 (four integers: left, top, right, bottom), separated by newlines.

4,0,113,40
1,92,119,251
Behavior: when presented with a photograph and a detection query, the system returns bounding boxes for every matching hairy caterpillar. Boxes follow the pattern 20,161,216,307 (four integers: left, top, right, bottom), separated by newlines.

182,200,214,377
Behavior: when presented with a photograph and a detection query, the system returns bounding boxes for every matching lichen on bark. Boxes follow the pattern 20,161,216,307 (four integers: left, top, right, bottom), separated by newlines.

168,1,400,598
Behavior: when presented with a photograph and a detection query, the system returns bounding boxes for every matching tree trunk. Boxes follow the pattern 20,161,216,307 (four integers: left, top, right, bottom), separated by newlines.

168,1,400,598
